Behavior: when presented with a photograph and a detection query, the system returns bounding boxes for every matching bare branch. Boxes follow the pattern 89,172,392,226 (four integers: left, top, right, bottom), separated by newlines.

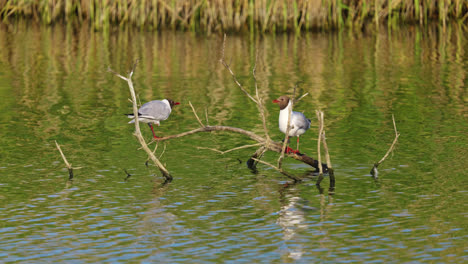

247,146,267,170
123,169,131,181
189,101,205,127
157,125,265,142
220,34,259,104
159,143,167,159
322,132,332,169
109,61,172,181
152,141,159,155
156,125,320,171
198,143,263,154
130,59,139,78
252,49,270,140
252,158,301,182
107,66,128,81
320,114,335,189
316,110,324,175
371,114,400,178
294,93,309,104
205,108,209,126
55,140,73,180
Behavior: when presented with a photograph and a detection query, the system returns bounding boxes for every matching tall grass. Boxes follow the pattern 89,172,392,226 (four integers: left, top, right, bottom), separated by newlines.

0,0,466,32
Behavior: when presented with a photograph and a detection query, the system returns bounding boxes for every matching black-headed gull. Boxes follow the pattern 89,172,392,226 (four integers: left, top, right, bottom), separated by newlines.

127,99,180,139
273,95,311,154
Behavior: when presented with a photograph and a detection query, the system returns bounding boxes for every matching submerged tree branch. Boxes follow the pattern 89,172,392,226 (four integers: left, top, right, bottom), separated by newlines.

55,140,73,180
252,158,301,182
318,111,335,190
220,34,258,104
157,121,320,170
371,114,400,178
107,38,327,183
109,61,172,182
198,143,263,154
315,110,324,185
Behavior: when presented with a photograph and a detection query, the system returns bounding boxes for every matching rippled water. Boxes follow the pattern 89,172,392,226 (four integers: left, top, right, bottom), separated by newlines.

0,21,466,263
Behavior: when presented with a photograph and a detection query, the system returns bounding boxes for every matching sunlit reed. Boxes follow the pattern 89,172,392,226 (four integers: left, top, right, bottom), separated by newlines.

0,0,466,32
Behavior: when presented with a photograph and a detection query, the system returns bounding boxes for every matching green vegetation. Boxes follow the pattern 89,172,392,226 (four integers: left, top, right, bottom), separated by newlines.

0,0,466,32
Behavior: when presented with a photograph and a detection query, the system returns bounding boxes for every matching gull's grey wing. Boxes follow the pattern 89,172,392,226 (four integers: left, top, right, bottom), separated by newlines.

138,100,171,121
291,111,311,130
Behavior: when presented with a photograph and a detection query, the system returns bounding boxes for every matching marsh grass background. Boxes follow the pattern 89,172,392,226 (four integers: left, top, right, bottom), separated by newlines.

0,0,467,32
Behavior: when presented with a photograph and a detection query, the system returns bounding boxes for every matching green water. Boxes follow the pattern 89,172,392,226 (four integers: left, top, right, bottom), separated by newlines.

0,22,467,263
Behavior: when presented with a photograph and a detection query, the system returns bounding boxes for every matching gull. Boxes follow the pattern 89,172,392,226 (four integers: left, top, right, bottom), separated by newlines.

127,99,180,139
273,95,311,154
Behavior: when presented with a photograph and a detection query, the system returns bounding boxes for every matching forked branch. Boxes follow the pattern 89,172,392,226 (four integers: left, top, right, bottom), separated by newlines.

108,61,172,182
371,114,400,178
315,110,335,190
315,110,325,185
110,38,326,183
55,140,74,180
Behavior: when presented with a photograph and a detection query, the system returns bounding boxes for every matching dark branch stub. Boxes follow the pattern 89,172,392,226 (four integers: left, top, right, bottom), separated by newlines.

68,168,74,180
123,169,132,181
370,115,400,179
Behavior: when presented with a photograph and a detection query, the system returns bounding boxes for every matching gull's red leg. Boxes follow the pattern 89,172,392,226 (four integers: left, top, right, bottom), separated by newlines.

148,124,160,139
296,136,300,153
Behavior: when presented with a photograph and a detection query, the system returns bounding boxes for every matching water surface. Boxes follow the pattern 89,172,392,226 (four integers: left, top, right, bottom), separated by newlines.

0,22,466,263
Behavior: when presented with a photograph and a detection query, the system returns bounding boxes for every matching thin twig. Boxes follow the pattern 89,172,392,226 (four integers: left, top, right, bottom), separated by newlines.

123,169,131,181
107,67,127,80
198,143,263,154
55,140,73,180
221,35,270,144
322,132,332,169
252,49,270,140
294,92,309,104
252,158,301,182
157,125,265,143
220,34,258,104
205,108,209,126
189,101,205,127
371,114,400,178
316,110,324,184
320,113,335,189
145,141,160,165
152,141,159,154
247,146,267,171
158,143,167,159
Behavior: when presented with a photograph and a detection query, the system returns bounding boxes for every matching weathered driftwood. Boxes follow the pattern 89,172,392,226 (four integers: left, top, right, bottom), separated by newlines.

321,131,335,189
314,110,335,190
370,114,400,178
108,61,172,182
156,124,320,170
112,37,329,183
123,169,132,181
154,35,325,181
316,110,325,184
55,140,74,180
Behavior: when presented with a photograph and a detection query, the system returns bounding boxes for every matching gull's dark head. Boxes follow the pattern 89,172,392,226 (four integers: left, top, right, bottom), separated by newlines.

272,95,290,110
167,99,181,109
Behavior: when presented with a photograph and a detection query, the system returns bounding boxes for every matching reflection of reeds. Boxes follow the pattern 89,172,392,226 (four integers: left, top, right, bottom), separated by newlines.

0,21,465,142
0,0,466,32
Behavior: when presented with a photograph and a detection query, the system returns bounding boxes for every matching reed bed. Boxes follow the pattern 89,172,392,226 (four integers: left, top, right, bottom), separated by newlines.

0,0,466,32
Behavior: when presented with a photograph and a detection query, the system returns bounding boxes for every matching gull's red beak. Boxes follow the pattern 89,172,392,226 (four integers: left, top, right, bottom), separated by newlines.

272,99,279,103
175,102,181,105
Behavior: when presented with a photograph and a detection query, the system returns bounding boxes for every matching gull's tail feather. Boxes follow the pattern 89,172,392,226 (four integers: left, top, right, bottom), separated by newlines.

126,113,137,123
